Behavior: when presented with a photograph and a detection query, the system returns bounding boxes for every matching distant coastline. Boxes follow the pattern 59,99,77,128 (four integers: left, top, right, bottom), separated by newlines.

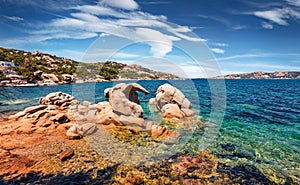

214,71,300,79
0,47,180,87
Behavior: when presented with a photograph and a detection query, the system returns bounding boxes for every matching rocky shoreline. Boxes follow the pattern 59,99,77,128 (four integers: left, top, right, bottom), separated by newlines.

0,83,277,184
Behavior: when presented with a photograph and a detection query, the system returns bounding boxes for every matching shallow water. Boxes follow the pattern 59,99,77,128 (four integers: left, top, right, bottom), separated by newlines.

0,79,299,183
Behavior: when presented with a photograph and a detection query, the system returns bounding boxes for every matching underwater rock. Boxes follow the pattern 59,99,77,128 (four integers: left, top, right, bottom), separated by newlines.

119,115,146,128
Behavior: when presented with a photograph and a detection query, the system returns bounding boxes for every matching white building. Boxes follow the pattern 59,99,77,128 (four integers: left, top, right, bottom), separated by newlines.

0,61,15,67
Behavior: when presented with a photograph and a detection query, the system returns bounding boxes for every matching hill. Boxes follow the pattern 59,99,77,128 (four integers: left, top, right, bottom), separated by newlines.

216,71,300,79
0,47,179,86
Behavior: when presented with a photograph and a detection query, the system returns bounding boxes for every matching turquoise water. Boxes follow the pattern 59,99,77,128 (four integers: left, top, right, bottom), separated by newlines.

0,79,299,183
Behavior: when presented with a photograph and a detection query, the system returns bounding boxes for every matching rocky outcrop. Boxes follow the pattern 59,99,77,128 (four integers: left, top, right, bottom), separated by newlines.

39,92,78,109
4,83,186,143
41,73,59,83
61,74,74,84
149,83,195,119
104,88,111,98
109,83,149,117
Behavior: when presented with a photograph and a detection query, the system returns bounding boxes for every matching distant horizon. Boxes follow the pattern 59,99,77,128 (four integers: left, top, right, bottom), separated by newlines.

1,46,299,77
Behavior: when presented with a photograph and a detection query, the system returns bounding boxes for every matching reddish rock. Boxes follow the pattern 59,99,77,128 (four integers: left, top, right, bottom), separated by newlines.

0,149,10,157
8,111,26,121
150,125,167,138
59,149,74,161
50,113,69,124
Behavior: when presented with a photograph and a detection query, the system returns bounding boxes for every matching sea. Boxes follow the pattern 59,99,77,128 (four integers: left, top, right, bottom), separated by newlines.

0,79,299,184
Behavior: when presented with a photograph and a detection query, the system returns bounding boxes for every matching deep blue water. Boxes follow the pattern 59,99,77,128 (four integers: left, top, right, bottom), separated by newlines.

0,79,299,183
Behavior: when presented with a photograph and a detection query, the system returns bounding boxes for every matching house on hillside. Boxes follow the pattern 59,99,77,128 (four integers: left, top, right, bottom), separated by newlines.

0,61,15,67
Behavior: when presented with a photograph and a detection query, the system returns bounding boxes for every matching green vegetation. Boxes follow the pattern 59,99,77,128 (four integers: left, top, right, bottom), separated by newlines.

98,62,124,80
0,71,7,81
0,47,76,82
0,47,179,84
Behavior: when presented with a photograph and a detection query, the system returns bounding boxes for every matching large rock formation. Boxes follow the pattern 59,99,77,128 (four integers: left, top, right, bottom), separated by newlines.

109,83,149,118
39,92,78,109
149,83,195,118
5,83,184,143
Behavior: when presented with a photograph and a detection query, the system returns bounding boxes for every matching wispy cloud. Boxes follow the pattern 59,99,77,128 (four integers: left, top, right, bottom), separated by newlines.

139,1,170,5
261,21,273,29
216,52,300,62
211,48,225,54
1,0,207,58
197,14,247,30
210,42,229,47
285,0,300,7
99,0,139,11
253,8,289,25
231,25,247,30
253,6,300,28
3,15,24,21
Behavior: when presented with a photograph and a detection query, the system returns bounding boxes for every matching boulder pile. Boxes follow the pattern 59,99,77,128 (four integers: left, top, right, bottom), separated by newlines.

4,83,195,143
149,83,195,118
39,92,79,109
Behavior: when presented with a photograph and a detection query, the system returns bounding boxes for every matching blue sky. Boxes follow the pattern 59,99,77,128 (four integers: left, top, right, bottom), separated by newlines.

0,0,299,78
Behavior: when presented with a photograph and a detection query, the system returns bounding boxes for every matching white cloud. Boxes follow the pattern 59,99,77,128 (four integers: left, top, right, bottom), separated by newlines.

232,25,247,30
2,1,205,58
262,22,273,29
135,28,180,57
285,0,300,7
211,42,228,47
216,52,300,62
99,0,139,10
254,8,289,25
211,48,225,54
253,7,300,27
73,5,127,18
4,15,24,21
